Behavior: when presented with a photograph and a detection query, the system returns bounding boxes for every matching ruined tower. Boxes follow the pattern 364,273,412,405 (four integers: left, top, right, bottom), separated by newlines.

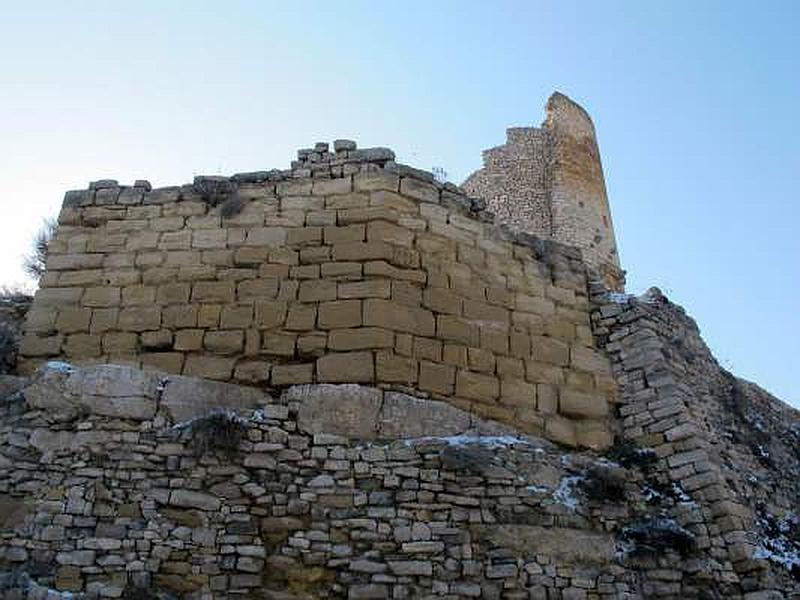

463,92,624,290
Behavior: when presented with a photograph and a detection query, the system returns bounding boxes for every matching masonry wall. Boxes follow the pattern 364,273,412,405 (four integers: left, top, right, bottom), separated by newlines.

463,93,624,290
18,144,615,449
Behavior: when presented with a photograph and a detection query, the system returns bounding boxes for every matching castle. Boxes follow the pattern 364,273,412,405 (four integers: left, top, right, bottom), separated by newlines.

1,93,798,599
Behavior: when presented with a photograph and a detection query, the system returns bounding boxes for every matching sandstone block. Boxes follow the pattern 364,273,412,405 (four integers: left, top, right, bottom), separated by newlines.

338,279,390,299
55,307,92,333
285,304,317,330
531,336,570,366
19,334,63,357
141,351,184,374
141,329,173,349
262,333,296,356
545,416,577,447
375,351,417,383
354,171,399,192
500,378,537,408
292,383,382,439
63,333,102,358
102,331,137,353
233,360,270,384
363,299,434,337
298,279,337,302
329,327,393,350
456,370,499,403
157,283,191,305
400,177,438,203
255,300,287,329
238,278,280,301
244,226,287,247
122,284,156,306
318,300,362,329
437,315,479,346
367,220,414,247
379,392,470,439
204,330,244,354
418,360,455,395
312,176,352,196
192,281,235,303
316,351,374,383
82,286,121,308
183,355,236,380
271,363,314,385
571,345,612,375
559,389,609,419
422,288,461,315
119,306,161,331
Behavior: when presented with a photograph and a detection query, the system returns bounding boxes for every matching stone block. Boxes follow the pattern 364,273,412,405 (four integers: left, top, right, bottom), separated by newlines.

298,279,337,302
379,392,470,439
400,177,439,203
437,315,478,346
82,286,121,308
363,299,435,337
19,333,63,357
354,170,399,192
244,227,287,247
422,287,462,315
169,489,221,511
118,306,161,331
204,330,244,354
233,360,271,383
318,300,362,329
141,329,173,349
183,355,236,381
332,241,394,262
367,220,414,247
456,370,499,403
141,352,184,374
531,336,570,366
255,300,287,329
418,360,455,395
102,331,138,353
262,333,296,356
192,281,235,303
55,307,92,333
329,327,394,350
63,333,102,358
338,279,390,299
157,283,191,305
571,345,612,375
500,378,537,408
271,364,314,386
238,278,280,301
545,416,577,447
122,284,156,306
312,176,352,196
285,304,317,330
292,383,382,438
559,389,608,419
375,351,417,383
316,351,374,383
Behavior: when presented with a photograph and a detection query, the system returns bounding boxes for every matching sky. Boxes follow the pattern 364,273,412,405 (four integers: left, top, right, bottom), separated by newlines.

0,1,797,407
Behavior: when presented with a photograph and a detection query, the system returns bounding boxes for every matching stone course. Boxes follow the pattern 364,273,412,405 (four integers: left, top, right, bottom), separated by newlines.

18,141,614,449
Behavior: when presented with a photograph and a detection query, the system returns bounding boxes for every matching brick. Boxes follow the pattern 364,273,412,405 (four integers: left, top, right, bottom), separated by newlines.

559,389,608,419
338,280,390,299
254,301,287,329
400,177,439,203
319,300,362,329
418,361,455,395
285,305,317,331
204,330,244,354
183,355,236,380
192,281,235,303
436,315,478,346
118,307,161,331
329,327,394,351
363,299,434,337
298,279,337,302
375,351,417,383
271,363,314,385
82,287,121,308
456,370,499,403
316,351,374,383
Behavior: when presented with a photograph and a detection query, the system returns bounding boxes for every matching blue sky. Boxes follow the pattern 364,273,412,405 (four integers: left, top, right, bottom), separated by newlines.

0,1,797,407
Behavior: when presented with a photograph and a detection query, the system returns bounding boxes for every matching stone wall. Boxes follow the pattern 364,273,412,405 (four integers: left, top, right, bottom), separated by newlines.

0,363,747,599
0,294,32,375
463,93,624,290
17,141,615,449
591,285,800,597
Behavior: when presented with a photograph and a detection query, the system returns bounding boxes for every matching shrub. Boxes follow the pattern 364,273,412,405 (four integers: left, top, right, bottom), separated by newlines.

23,218,57,281
580,465,627,502
175,410,248,458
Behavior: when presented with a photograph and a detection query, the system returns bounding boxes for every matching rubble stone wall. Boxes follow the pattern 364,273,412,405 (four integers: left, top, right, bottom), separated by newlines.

17,143,614,449
464,93,623,290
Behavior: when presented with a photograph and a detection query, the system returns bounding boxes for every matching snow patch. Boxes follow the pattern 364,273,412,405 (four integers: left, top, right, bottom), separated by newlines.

552,475,583,512
43,361,75,374
403,434,529,448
